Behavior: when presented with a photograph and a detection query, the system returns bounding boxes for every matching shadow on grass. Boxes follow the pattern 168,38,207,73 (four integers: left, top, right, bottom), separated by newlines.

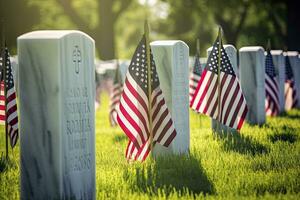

218,132,269,155
279,111,300,120
124,155,215,197
0,154,16,173
113,134,127,143
268,125,297,143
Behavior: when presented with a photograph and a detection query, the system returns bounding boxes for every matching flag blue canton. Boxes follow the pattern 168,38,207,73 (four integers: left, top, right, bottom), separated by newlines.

192,52,202,75
206,40,235,76
265,50,276,78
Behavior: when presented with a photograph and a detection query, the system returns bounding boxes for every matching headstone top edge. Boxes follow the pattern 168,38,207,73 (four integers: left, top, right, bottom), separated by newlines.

207,44,236,52
239,46,265,52
271,50,283,55
286,51,299,56
150,40,189,49
18,30,94,41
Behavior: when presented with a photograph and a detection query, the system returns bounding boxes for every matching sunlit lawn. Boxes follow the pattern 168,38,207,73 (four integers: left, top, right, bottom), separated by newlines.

1,93,300,199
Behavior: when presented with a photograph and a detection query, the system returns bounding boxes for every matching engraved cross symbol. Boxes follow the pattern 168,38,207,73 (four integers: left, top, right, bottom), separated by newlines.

73,45,81,74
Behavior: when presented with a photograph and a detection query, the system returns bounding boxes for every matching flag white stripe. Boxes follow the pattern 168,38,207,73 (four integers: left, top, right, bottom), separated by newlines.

192,71,212,110
7,110,18,123
224,87,242,126
231,99,247,129
6,98,16,110
221,79,238,122
122,82,149,129
199,75,217,113
127,73,149,108
119,95,148,141
117,108,143,146
159,123,175,145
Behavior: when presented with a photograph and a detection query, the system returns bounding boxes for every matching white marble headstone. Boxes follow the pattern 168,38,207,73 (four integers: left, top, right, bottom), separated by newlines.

150,40,190,156
271,50,285,113
207,45,239,133
18,31,95,200
287,51,300,107
239,47,266,125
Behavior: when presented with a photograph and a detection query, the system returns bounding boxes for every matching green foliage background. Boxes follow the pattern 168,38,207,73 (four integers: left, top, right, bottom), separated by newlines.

3,0,289,58
0,93,300,199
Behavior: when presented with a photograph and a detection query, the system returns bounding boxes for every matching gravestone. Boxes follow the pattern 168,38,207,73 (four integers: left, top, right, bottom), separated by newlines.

150,40,190,155
207,45,239,133
287,51,300,107
271,50,285,113
18,31,95,200
239,46,266,125
119,60,130,82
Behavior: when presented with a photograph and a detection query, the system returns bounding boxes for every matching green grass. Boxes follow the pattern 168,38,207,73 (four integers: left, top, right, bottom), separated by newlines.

1,93,300,199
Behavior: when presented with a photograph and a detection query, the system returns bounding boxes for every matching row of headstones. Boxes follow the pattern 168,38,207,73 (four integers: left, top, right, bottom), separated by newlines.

17,31,300,199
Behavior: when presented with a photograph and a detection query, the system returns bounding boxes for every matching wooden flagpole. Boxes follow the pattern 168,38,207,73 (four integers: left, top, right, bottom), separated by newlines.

216,27,222,134
144,20,153,154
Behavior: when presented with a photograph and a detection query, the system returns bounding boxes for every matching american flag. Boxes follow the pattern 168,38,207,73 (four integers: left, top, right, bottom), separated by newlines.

265,49,279,116
189,51,202,102
117,35,176,161
109,62,123,126
125,139,151,162
0,47,18,147
284,55,298,110
190,37,248,131
0,56,5,124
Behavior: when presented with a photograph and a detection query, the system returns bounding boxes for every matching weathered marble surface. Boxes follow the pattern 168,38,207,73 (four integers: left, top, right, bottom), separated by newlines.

18,31,95,200
287,51,300,107
271,50,285,113
239,47,266,125
150,40,190,155
208,45,239,133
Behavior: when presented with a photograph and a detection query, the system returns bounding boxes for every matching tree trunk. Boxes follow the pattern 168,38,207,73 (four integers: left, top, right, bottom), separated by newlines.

98,0,115,60
287,0,300,51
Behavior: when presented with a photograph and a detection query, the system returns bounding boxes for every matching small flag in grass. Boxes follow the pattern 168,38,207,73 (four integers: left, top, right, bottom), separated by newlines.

117,29,176,161
284,55,298,110
265,49,279,116
0,47,19,147
190,31,248,131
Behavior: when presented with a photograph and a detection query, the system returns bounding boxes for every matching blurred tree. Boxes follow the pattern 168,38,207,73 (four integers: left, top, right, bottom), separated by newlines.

287,0,300,51
56,0,133,60
156,0,294,54
208,0,250,45
1,0,39,54
1,0,298,58
153,0,215,56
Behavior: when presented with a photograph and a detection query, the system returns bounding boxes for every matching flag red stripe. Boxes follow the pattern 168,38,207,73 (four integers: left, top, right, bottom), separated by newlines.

237,106,248,130
119,103,146,144
195,72,215,110
220,75,235,120
229,93,244,127
117,114,141,149
202,79,218,114
163,130,176,147
156,119,172,145
152,109,168,136
125,79,148,115
190,70,207,106
222,84,239,124
122,91,149,136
